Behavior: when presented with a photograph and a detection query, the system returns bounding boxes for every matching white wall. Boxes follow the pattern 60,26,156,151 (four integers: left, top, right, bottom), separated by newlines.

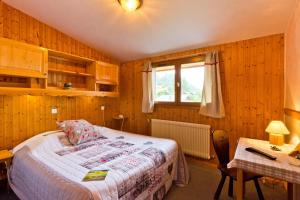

285,0,300,144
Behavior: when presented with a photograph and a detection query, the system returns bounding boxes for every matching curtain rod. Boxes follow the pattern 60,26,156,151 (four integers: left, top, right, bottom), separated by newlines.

141,51,217,73
149,53,206,63
148,50,219,63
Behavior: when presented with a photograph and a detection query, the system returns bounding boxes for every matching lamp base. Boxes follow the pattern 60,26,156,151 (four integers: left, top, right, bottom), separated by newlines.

269,133,284,146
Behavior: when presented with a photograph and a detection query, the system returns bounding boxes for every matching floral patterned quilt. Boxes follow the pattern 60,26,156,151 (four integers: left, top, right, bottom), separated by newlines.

10,127,189,200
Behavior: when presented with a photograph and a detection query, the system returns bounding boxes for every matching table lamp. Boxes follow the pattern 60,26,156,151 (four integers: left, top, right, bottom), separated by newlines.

265,120,290,146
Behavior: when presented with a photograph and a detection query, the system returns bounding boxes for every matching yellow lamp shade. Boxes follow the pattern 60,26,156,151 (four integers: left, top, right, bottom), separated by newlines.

265,120,290,135
266,120,290,146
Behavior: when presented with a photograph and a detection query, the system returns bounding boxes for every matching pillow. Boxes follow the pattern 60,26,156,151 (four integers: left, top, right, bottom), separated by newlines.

57,120,102,145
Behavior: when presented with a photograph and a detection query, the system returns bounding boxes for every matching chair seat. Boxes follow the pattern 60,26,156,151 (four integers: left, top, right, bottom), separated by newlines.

220,167,262,182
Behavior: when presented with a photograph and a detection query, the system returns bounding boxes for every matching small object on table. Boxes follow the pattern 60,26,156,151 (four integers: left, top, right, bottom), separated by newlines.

63,82,72,90
245,147,277,160
270,145,281,151
0,150,13,191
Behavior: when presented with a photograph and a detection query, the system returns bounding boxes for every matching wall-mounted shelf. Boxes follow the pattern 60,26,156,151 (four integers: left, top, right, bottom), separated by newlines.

47,86,88,91
48,49,94,63
0,87,119,97
0,37,119,97
48,68,93,77
96,80,118,85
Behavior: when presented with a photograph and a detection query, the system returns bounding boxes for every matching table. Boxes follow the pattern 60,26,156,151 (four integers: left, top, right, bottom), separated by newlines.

228,138,300,200
112,115,127,131
0,150,13,191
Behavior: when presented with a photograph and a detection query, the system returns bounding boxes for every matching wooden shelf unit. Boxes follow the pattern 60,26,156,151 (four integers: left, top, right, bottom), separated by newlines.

0,87,118,97
94,61,119,93
48,68,93,77
0,37,119,97
48,49,94,63
47,50,96,91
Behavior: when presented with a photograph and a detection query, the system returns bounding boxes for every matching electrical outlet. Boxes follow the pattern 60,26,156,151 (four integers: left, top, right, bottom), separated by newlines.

100,105,105,111
51,106,58,114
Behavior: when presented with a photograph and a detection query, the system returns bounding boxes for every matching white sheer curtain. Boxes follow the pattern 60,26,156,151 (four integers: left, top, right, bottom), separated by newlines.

142,60,155,113
199,51,225,118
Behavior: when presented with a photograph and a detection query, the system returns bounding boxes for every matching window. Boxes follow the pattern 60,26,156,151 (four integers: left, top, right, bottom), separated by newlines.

154,65,175,102
180,62,205,102
153,57,205,104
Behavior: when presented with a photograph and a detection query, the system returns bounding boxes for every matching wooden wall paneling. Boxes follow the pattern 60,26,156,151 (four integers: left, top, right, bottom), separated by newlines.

4,96,12,148
120,62,135,131
235,40,245,148
120,34,285,158
0,2,3,37
274,36,284,119
19,11,26,43
11,7,19,41
256,38,266,140
229,42,238,153
134,60,145,134
2,2,7,38
263,37,273,130
12,96,19,146
0,2,120,150
0,97,4,150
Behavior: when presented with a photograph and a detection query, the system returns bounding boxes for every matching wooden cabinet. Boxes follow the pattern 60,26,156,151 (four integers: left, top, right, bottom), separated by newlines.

0,37,119,97
0,37,48,78
94,61,119,95
95,61,119,84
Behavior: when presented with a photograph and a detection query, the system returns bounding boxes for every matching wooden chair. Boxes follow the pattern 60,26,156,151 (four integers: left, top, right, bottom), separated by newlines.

212,130,264,200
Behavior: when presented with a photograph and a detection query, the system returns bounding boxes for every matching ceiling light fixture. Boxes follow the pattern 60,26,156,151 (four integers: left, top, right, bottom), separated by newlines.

118,0,143,12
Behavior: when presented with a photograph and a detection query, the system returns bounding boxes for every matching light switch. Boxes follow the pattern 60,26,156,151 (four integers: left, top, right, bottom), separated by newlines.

51,106,58,114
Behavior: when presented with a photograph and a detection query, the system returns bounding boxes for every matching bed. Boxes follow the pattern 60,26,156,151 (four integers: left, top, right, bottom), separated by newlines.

9,126,189,200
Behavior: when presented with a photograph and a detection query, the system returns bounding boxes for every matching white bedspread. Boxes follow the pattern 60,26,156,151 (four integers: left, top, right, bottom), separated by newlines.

10,127,188,200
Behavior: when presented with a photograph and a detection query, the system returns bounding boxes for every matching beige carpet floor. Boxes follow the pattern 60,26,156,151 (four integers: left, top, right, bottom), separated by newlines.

0,160,287,200
165,162,287,200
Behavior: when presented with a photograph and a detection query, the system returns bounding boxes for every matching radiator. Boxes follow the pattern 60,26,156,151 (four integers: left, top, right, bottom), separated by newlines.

151,119,211,159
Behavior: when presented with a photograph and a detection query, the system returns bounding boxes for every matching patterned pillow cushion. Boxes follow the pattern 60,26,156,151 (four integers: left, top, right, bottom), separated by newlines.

57,119,101,145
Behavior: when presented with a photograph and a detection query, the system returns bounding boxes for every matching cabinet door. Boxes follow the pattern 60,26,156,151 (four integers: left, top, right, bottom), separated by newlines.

96,61,119,84
0,37,48,78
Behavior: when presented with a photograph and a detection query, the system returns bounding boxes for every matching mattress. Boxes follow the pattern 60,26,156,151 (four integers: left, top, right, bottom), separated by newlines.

9,127,189,200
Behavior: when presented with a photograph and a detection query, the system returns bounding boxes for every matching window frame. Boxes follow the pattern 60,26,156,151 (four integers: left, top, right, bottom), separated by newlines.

152,55,205,106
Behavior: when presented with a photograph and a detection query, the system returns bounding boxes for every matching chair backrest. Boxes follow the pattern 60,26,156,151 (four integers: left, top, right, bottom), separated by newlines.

212,130,229,168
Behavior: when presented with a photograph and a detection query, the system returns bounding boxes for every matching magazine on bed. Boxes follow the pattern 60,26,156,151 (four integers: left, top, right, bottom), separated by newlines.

82,170,109,181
